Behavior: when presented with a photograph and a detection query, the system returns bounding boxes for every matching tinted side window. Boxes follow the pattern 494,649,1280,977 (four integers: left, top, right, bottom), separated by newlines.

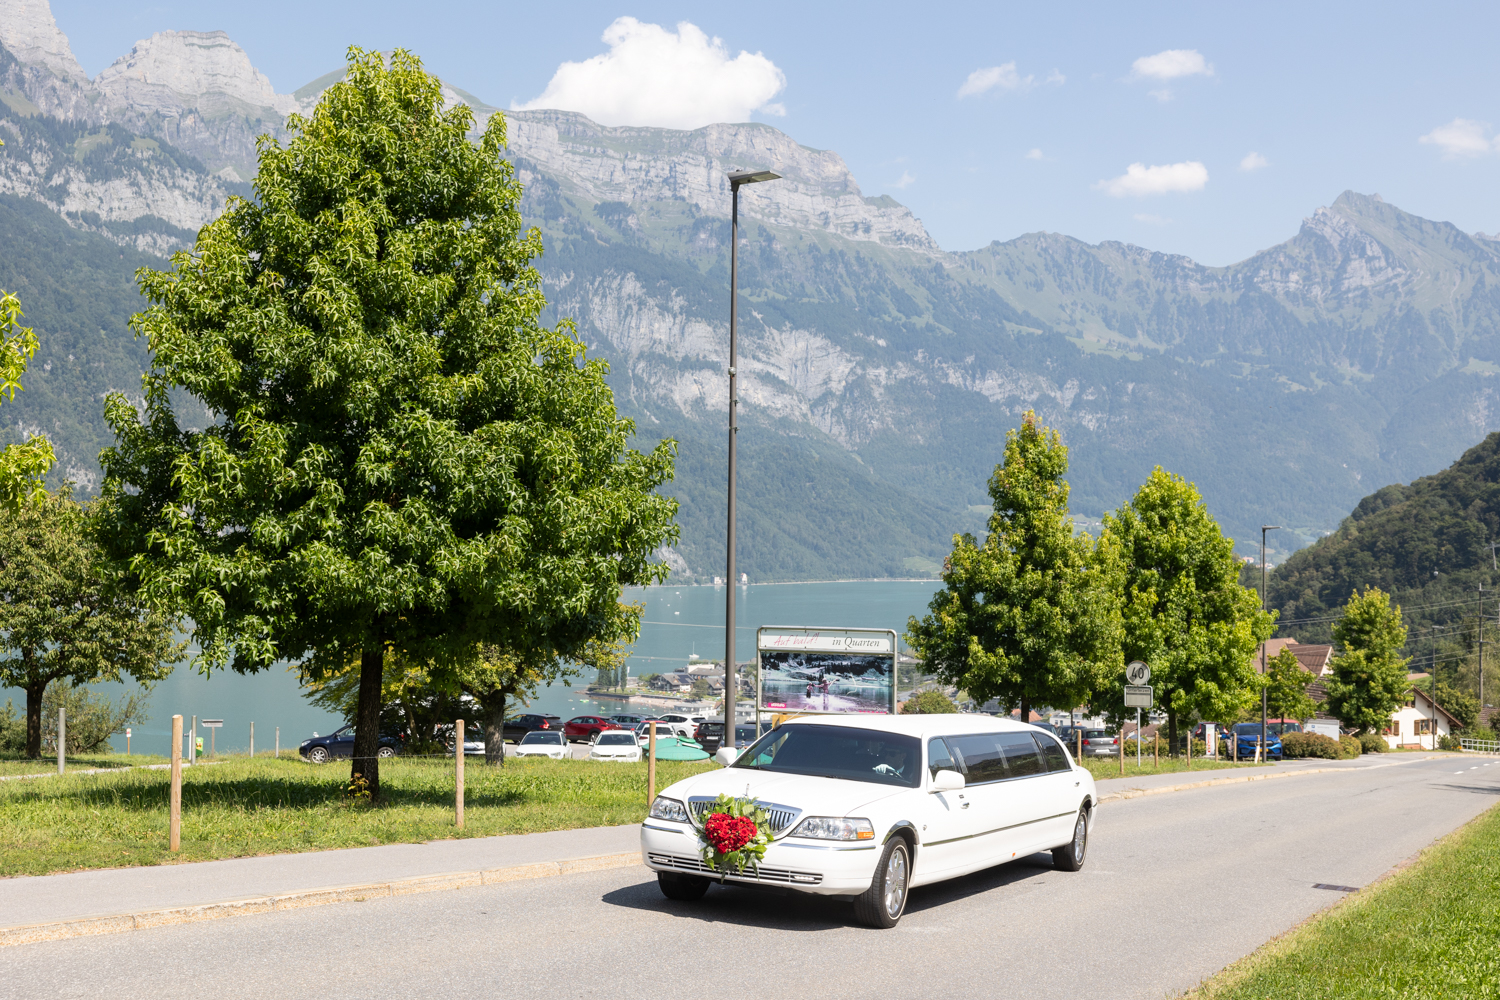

928,737,956,779
948,734,1006,784
1037,735,1071,772
998,732,1044,777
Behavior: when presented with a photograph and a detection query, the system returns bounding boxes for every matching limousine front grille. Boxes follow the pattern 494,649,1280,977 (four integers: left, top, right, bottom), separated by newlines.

687,797,801,837
648,852,823,885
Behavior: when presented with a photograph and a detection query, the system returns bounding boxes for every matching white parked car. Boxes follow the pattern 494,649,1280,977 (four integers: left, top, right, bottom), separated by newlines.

641,715,1096,928
590,730,643,762
652,715,696,739
512,730,569,760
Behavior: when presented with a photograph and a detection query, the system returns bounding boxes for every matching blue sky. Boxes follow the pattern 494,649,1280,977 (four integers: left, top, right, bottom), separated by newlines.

50,0,1500,266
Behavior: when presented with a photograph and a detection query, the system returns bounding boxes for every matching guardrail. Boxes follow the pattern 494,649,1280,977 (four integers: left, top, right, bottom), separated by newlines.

1460,738,1500,753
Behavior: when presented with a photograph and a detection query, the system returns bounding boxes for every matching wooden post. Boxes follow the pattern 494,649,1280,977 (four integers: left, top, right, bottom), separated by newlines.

275,727,280,758
647,721,658,808
1118,728,1124,776
1187,729,1193,770
169,714,182,852
455,718,465,830
126,728,131,755
189,716,196,764
1154,733,1159,768
57,708,65,774
249,721,255,758
1076,729,1083,762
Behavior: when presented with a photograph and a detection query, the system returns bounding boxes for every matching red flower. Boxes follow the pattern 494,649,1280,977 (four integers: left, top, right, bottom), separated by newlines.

704,812,758,853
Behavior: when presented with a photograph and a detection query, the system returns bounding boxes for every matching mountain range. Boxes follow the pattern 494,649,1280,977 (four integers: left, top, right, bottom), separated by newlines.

5,0,1500,582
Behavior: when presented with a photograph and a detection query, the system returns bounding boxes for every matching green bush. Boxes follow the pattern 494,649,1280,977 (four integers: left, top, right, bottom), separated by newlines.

1358,732,1388,754
1338,734,1363,759
1438,733,1464,752
1282,732,1340,759
900,690,958,714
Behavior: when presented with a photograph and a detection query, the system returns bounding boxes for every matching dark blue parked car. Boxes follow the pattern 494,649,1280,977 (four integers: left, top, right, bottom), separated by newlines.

299,724,402,764
1225,723,1282,760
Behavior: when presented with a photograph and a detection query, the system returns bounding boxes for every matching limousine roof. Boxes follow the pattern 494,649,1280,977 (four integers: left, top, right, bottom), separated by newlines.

779,713,1044,738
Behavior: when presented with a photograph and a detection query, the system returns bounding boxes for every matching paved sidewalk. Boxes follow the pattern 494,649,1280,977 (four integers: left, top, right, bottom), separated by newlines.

0,824,640,930
1093,751,1456,799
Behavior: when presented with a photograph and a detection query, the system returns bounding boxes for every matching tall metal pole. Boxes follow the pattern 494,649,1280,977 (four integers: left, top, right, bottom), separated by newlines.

1262,526,1281,761
725,178,741,735
1480,585,1486,712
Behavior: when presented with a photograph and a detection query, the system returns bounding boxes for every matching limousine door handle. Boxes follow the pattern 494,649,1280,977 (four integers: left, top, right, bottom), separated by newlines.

961,801,970,809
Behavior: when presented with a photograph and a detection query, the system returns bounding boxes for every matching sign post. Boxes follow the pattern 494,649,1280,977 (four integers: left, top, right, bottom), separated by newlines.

201,719,223,758
755,628,898,736
1124,661,1153,769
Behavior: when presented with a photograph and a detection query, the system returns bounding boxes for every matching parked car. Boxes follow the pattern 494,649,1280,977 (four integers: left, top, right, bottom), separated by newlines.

643,714,1097,928
694,720,761,754
504,714,562,742
1266,719,1303,737
610,714,647,727
512,730,569,760
300,725,402,764
1073,729,1119,758
589,730,643,762
1027,720,1060,736
632,721,673,746
441,724,485,756
1227,723,1283,760
563,716,621,742
651,714,696,739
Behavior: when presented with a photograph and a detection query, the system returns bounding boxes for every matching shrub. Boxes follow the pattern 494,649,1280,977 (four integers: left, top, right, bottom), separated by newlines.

1338,735,1363,759
1438,733,1464,752
901,690,958,714
1282,732,1340,759
1358,732,1389,754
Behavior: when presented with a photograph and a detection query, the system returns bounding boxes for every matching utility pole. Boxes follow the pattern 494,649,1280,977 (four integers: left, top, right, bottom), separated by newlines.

1261,526,1281,762
1480,585,1486,712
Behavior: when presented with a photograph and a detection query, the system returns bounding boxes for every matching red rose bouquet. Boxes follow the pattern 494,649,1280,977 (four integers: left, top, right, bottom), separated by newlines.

697,793,771,875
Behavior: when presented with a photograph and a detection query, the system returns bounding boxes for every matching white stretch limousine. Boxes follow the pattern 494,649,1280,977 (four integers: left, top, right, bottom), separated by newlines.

640,714,1096,927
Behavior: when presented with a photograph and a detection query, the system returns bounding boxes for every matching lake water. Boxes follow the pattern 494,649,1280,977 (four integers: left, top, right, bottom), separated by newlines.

1,580,944,755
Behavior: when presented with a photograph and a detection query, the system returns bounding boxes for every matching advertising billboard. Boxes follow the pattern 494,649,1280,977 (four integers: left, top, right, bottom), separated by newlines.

756,628,898,717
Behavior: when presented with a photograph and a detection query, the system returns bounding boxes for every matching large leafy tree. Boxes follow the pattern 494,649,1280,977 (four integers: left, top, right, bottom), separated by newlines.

0,291,56,505
0,491,181,757
1323,587,1410,734
94,49,678,799
1264,648,1317,721
1101,468,1273,749
906,413,1122,722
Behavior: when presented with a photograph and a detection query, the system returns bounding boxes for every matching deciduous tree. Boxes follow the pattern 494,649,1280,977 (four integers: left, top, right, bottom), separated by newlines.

93,49,678,799
906,413,1122,721
0,291,56,505
1101,468,1274,751
1323,587,1410,734
1264,647,1317,722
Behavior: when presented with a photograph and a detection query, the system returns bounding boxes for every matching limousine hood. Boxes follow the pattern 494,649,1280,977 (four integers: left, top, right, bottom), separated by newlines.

665,767,910,821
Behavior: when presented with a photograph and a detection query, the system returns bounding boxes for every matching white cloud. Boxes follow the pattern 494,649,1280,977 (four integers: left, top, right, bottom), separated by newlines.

1096,161,1209,197
1133,213,1171,225
891,170,916,189
957,62,1034,98
1131,49,1213,80
1026,148,1044,160
1046,69,1066,86
1419,119,1495,159
513,17,786,130
1148,88,1174,102
1239,151,1269,171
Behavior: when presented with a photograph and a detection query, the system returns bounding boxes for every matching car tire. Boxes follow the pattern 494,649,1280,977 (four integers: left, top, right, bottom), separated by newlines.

377,746,395,759
1053,806,1090,871
853,836,911,929
307,746,329,764
657,871,710,901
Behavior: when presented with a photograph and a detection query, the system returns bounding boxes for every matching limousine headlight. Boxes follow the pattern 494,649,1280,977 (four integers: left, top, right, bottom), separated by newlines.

790,816,875,841
649,796,690,823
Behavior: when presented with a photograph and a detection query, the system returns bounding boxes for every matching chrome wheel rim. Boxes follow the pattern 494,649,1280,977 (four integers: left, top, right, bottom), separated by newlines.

1073,813,1087,862
884,846,908,919
377,747,395,758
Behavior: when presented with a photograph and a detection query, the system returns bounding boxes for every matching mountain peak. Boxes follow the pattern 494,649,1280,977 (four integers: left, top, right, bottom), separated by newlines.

95,30,296,116
0,0,85,81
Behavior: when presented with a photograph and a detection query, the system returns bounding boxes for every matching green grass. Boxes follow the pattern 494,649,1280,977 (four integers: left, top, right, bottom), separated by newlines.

0,755,715,877
1080,755,1271,782
1189,804,1500,999
0,754,169,776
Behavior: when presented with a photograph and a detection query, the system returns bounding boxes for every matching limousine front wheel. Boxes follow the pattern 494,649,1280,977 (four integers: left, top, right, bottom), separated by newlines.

854,837,910,928
657,872,710,901
1053,806,1089,871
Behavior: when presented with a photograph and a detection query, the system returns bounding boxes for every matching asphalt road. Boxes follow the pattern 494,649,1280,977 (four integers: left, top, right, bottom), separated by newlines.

6,756,1498,999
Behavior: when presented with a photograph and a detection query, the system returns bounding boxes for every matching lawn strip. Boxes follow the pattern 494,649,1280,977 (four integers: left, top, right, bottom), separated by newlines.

1080,756,1269,782
1186,802,1500,999
0,756,715,877
0,754,169,777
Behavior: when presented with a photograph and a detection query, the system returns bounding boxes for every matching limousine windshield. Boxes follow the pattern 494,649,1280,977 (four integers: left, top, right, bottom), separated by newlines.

731,724,921,787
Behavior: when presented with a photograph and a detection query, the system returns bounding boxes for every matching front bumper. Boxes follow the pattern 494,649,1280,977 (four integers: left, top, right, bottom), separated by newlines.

640,822,880,895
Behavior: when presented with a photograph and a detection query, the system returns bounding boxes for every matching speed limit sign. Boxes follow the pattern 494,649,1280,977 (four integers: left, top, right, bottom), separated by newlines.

1126,660,1151,685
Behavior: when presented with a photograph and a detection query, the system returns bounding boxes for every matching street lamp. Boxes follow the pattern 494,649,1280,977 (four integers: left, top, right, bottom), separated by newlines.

724,168,781,736
1261,525,1281,761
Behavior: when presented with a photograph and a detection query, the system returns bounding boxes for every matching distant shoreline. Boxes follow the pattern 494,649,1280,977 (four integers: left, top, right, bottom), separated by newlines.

628,579,940,589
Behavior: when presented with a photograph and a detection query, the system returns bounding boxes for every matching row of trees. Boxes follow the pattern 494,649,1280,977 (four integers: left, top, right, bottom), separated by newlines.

907,414,1415,741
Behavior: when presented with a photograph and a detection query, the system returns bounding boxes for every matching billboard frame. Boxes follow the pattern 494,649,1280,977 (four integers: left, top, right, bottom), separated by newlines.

754,626,899,736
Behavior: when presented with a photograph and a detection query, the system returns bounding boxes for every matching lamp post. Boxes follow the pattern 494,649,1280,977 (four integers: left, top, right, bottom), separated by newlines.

1261,525,1281,762
723,168,781,735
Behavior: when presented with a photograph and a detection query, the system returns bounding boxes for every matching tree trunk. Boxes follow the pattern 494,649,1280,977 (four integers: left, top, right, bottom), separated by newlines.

483,691,506,765
24,676,45,760
352,643,385,802
1167,706,1178,760
1019,693,1030,726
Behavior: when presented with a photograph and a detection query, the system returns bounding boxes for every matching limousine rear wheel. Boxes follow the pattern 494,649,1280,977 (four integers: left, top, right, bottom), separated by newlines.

854,837,910,929
1053,806,1089,871
657,872,710,901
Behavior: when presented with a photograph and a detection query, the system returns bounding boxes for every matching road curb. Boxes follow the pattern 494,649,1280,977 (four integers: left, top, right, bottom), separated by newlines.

0,850,642,948
1096,753,1467,804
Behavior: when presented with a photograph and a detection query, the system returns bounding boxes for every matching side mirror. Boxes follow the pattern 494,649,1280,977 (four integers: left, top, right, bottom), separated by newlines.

715,746,740,766
930,769,965,793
